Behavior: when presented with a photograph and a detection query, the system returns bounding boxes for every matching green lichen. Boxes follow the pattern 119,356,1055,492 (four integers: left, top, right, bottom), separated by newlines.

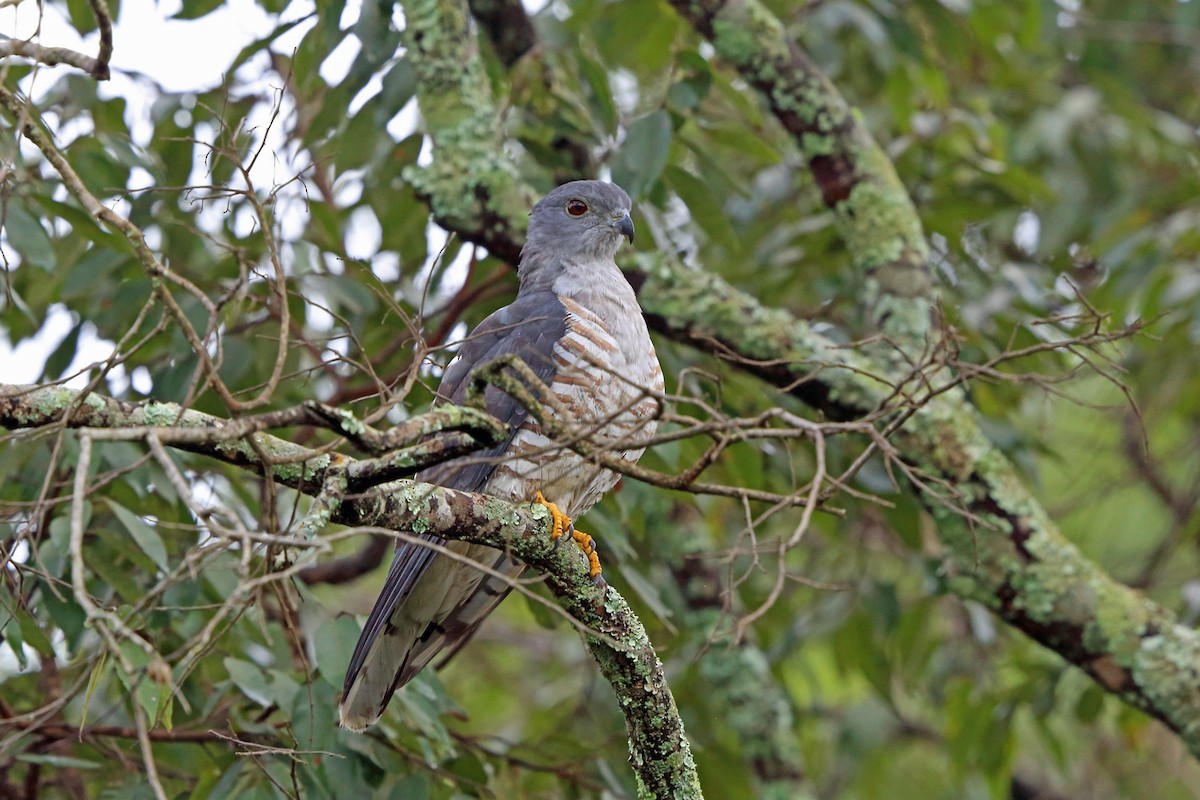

32,386,81,422
335,410,366,436
387,451,416,469
798,131,836,157
81,392,107,414
400,0,529,238
710,0,789,71
267,452,332,484
140,402,183,427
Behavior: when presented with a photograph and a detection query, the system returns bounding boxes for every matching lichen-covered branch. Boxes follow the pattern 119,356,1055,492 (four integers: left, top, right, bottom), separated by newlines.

401,0,534,263
633,254,1200,757
0,380,702,798
392,0,1200,756
341,479,701,798
0,384,501,495
668,541,810,799
666,0,933,344
642,264,1200,756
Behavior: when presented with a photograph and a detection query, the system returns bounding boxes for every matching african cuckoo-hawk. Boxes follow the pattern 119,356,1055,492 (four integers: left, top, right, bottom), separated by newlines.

339,180,663,731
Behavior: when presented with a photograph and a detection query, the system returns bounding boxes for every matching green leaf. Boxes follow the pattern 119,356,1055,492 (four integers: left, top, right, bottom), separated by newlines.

135,672,173,729
312,616,364,687
390,776,430,800
80,650,108,727
225,657,273,707
109,500,170,572
16,604,55,658
666,51,713,112
1075,684,1106,723
611,111,673,198
64,0,99,34
522,591,563,630
1,609,28,669
578,53,617,133
664,166,739,252
4,200,56,270
44,321,83,380
40,584,87,649
616,564,675,625
171,0,224,20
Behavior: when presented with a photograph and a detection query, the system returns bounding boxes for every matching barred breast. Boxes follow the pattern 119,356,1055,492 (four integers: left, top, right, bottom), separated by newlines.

485,281,663,518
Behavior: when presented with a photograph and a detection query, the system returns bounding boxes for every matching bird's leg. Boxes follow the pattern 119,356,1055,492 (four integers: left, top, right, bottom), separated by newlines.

534,491,602,581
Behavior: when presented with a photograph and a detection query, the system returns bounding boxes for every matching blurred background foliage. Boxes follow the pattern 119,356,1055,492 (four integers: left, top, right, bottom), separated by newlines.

2,0,1200,797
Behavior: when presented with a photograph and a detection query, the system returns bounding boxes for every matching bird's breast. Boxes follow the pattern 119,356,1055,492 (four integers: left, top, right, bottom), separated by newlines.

484,289,662,518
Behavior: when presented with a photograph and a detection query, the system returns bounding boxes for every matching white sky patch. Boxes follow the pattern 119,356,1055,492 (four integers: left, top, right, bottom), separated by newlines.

2,0,281,93
386,97,420,140
131,366,154,395
0,306,111,387
415,132,435,167
306,296,336,332
333,173,365,206
349,68,385,114
0,0,443,384
418,224,475,305
609,69,639,116
346,206,383,260
371,251,401,283
2,305,73,383
321,34,363,86
1014,210,1041,255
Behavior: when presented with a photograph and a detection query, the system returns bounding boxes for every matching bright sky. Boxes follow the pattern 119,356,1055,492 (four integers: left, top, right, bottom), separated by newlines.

0,0,479,390
2,0,308,383
6,0,306,91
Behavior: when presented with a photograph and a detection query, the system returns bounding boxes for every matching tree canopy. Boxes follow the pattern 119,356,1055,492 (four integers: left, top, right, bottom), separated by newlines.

3,0,1200,797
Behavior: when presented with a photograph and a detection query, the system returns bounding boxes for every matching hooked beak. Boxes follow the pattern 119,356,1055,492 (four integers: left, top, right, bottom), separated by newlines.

613,213,635,245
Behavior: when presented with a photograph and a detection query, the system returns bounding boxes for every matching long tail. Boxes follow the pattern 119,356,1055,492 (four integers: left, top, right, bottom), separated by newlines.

338,538,524,731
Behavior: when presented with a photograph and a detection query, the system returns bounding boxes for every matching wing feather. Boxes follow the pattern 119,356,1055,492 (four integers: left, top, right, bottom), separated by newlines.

339,290,566,730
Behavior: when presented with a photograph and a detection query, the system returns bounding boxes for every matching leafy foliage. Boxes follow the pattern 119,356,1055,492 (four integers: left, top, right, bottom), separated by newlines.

2,0,1200,797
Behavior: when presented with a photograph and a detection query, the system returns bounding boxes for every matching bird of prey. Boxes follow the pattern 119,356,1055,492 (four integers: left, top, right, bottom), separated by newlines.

339,180,663,731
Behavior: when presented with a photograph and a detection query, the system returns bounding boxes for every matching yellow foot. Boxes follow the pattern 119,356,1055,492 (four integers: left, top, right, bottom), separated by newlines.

534,491,603,580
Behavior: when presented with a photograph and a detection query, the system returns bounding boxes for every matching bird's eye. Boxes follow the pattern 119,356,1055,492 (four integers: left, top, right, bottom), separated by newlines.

566,199,588,217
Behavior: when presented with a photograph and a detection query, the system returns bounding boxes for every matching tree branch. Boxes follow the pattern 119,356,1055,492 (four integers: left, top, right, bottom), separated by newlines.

0,37,110,80
0,385,502,496
391,0,1200,757
666,0,933,345
0,380,702,799
399,0,534,264
0,0,111,80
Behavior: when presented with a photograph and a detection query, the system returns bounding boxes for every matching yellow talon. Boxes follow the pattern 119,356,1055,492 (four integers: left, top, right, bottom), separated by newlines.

534,491,568,540
534,491,603,579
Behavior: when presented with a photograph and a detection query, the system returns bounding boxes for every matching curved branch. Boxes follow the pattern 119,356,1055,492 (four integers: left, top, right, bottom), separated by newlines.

0,37,110,80
0,385,502,496
400,0,534,263
1,0,111,80
392,0,1200,757
667,0,933,344
0,381,702,798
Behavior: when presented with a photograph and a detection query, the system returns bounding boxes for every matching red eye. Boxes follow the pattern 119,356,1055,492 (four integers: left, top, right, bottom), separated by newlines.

566,199,588,217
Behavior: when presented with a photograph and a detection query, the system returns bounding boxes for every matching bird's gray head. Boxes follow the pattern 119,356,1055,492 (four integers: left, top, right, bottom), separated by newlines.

519,181,634,287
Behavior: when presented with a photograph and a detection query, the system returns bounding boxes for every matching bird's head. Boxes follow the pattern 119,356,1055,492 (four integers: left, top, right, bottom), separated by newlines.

520,181,634,282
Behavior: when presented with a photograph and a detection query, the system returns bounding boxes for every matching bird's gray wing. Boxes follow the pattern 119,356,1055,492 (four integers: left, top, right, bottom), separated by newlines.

420,291,564,492
339,290,566,730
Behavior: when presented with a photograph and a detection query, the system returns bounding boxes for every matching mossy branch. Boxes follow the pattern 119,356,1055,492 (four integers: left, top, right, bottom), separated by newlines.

394,0,1200,757
668,0,933,346
0,381,703,798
